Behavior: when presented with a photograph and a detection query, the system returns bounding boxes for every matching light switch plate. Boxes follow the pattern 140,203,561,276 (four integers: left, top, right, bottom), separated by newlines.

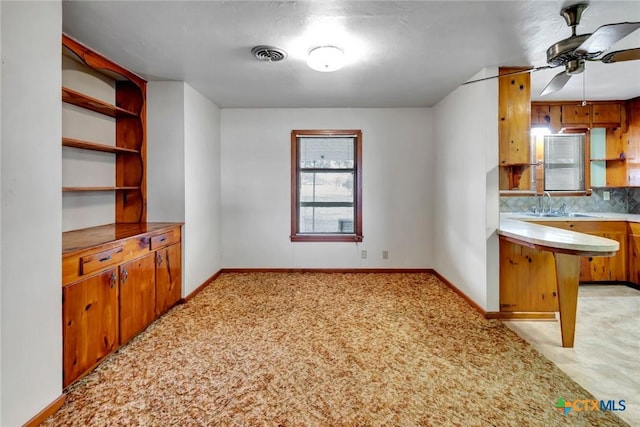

603,191,610,201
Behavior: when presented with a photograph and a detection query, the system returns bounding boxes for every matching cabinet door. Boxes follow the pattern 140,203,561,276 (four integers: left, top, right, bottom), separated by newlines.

579,228,627,282
531,104,551,126
561,104,591,127
629,234,640,285
119,253,156,344
499,239,558,312
63,268,118,387
498,68,531,166
155,243,182,317
592,104,621,127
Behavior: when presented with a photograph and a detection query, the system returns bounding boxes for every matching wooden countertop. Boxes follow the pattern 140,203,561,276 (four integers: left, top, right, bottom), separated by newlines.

498,214,620,255
63,223,183,255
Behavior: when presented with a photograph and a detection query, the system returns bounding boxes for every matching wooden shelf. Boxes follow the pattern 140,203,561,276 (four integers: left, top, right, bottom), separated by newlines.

62,137,139,154
63,186,140,192
62,87,137,118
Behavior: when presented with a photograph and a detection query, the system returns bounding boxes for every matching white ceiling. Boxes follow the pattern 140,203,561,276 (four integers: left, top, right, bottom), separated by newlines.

62,1,640,108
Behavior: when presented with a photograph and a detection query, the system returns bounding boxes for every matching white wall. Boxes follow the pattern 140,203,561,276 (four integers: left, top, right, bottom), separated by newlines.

184,85,222,294
0,4,3,423
220,108,434,269
147,82,186,222
147,82,221,296
1,2,62,425
433,68,500,311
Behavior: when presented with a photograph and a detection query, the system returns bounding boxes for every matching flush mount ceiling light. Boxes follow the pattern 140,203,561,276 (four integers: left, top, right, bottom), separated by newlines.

307,46,345,72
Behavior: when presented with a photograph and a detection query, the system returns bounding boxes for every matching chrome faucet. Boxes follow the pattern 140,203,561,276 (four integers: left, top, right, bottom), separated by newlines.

542,191,552,213
534,191,552,214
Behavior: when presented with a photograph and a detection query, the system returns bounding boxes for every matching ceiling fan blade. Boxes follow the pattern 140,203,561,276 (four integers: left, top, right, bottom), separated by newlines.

577,22,640,54
540,70,572,96
462,66,552,86
600,47,640,63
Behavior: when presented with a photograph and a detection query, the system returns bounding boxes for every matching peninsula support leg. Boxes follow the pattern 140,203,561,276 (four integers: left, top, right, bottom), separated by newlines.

553,253,582,348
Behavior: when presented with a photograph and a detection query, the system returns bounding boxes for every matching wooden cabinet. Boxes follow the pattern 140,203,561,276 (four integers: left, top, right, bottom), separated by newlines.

63,268,119,387
628,223,640,285
499,238,558,312
592,104,622,128
531,104,550,127
498,67,531,190
625,99,640,187
561,104,591,128
536,221,627,282
62,223,182,387
500,218,639,318
498,68,531,166
119,253,156,344
532,101,624,130
156,243,182,317
531,103,561,133
62,34,147,226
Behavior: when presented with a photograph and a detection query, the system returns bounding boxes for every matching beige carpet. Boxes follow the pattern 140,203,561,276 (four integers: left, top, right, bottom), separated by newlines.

44,272,627,426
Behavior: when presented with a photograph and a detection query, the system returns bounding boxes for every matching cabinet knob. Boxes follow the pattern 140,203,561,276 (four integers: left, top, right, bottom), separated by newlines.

121,268,128,284
157,253,163,266
109,272,116,288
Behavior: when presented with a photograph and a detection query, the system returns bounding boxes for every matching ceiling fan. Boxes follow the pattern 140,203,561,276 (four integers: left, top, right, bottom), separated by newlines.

464,2,640,96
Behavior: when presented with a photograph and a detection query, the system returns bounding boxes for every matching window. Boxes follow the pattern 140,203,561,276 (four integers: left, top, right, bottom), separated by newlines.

291,130,363,242
524,128,589,194
543,133,585,191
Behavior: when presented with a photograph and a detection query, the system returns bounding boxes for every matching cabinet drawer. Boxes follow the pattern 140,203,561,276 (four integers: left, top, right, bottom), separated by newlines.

150,229,179,250
80,246,124,275
123,235,152,259
629,222,640,236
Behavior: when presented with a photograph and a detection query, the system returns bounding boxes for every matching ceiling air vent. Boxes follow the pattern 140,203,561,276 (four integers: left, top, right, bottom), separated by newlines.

251,45,288,62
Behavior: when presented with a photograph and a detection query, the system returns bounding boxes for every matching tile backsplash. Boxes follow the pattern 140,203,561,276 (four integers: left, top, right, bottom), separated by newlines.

628,188,640,214
500,188,629,214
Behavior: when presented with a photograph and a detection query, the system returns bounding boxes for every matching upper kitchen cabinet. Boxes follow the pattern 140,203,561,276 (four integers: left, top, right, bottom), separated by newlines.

498,67,532,191
561,104,591,128
592,103,623,128
531,103,562,133
499,67,531,166
626,98,640,187
532,101,625,131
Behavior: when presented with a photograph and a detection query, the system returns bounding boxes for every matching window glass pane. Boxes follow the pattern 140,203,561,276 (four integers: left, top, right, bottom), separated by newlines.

299,137,354,169
300,172,353,203
299,206,354,233
544,134,585,191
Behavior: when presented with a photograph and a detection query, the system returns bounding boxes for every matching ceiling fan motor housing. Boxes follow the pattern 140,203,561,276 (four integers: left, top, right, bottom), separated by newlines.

546,34,597,66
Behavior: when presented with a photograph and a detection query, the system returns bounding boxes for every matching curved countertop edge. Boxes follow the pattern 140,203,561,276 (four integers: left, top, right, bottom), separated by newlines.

498,215,621,254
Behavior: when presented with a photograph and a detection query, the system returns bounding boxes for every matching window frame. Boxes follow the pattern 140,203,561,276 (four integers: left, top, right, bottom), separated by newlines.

290,129,363,242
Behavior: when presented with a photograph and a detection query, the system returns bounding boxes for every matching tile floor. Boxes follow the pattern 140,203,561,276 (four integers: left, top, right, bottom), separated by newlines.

505,285,640,426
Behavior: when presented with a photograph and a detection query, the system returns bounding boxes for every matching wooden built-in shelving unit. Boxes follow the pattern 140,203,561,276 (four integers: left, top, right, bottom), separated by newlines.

62,33,147,222
62,137,139,154
62,186,140,192
61,34,183,390
62,86,137,118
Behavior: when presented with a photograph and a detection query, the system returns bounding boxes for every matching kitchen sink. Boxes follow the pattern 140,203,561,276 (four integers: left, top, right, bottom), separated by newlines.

566,213,598,218
521,212,598,218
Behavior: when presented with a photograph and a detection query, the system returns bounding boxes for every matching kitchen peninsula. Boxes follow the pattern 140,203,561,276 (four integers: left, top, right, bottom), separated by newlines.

498,215,620,348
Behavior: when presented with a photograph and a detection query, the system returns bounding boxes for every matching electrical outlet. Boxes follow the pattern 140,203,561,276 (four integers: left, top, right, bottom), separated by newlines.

603,191,610,201
361,250,367,259
382,250,389,260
